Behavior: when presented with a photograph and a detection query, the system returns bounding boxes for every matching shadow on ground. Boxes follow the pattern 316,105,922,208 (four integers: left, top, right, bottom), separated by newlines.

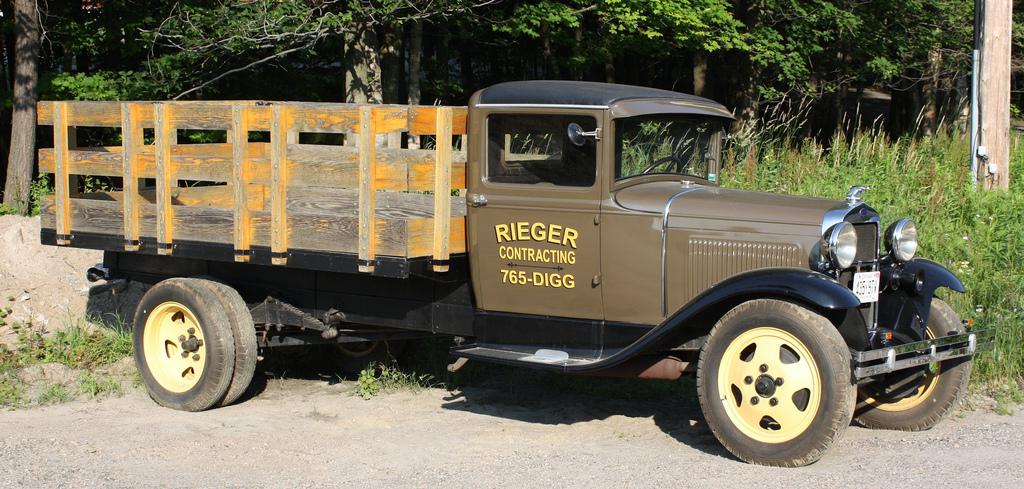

82,283,731,459
440,363,730,459
85,279,148,328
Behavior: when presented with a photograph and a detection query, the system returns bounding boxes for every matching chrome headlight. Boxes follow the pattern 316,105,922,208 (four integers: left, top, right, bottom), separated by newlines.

885,218,918,262
822,222,858,269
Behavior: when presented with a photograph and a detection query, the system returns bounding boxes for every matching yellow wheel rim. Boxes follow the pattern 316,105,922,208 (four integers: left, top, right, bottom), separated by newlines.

142,301,207,393
862,328,940,412
718,327,822,444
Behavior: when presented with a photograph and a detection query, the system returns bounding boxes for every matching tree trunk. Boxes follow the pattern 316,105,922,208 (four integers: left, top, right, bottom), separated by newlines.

380,25,402,104
408,20,422,105
921,49,941,136
604,49,615,83
692,52,708,96
344,26,382,104
730,56,760,128
3,0,39,213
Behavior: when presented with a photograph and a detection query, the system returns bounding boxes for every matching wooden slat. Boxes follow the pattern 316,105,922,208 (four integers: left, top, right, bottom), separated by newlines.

232,105,252,261
40,196,432,258
270,105,291,265
39,144,468,190
357,106,376,272
72,185,265,210
39,101,155,128
408,106,468,135
407,217,468,257
432,107,454,272
121,103,142,251
287,187,466,219
154,104,175,254
52,102,71,245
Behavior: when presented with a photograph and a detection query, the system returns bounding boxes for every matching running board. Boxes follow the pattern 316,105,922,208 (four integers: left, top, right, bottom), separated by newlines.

853,328,993,379
451,345,601,370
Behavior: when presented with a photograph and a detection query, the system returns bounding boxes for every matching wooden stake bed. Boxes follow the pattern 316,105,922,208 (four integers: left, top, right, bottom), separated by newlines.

37,100,468,278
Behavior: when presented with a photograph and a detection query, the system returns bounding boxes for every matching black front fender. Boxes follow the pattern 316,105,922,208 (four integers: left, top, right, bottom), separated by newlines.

879,258,965,342
573,268,860,371
670,267,862,314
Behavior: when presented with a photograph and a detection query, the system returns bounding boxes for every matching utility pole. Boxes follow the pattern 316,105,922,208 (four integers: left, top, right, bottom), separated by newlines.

976,0,1012,190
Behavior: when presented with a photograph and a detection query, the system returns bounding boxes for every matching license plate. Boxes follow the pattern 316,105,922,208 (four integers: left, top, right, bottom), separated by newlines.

852,271,881,303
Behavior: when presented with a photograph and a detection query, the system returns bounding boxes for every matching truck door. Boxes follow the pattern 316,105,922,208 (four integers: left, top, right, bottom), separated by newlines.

467,111,603,320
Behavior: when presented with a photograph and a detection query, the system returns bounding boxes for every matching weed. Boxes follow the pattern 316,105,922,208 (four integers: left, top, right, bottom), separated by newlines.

78,372,122,398
0,375,26,408
355,361,436,400
15,323,132,370
29,173,52,216
991,382,1024,415
36,383,71,405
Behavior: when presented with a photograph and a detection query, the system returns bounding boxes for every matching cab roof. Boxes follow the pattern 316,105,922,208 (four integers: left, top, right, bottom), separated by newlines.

474,80,734,119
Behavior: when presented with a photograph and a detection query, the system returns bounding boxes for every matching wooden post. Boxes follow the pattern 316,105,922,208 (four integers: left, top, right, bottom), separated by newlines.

154,103,175,254
120,102,142,251
978,0,1012,189
52,101,71,245
431,107,453,272
357,106,377,273
232,104,252,262
270,105,291,265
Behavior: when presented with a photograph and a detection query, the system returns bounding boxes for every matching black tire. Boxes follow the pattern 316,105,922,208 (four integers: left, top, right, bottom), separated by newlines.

132,278,235,412
331,340,406,375
697,299,856,467
855,298,971,430
195,280,258,407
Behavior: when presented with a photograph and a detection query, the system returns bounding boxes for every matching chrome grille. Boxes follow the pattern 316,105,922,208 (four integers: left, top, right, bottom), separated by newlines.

853,223,878,262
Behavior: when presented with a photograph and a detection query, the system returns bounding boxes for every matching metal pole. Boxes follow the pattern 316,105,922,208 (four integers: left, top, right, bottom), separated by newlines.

970,48,980,185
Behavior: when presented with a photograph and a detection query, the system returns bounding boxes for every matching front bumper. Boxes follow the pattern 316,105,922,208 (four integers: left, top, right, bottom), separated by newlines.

852,328,993,379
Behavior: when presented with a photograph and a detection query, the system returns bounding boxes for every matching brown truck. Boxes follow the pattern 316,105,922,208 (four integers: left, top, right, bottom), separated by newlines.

37,81,988,467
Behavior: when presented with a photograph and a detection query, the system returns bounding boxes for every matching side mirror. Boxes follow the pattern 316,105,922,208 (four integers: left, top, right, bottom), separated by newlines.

567,122,600,146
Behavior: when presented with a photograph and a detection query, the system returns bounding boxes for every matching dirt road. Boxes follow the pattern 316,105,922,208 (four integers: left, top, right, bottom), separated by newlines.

1,374,1021,489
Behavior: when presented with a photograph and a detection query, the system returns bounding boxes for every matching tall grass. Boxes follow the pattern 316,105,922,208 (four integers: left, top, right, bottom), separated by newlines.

722,121,1024,383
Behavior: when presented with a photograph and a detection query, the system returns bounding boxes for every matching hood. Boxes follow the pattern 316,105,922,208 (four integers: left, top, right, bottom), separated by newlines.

614,181,839,230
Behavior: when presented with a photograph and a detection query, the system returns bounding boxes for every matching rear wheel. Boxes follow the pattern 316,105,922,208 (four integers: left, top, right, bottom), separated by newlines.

855,298,971,430
133,278,235,411
197,280,258,407
697,299,855,467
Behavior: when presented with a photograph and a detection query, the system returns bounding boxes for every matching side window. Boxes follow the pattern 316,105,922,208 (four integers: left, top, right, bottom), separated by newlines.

486,114,597,187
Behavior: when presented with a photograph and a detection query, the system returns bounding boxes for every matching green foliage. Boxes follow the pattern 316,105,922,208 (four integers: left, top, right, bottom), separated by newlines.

0,322,132,408
36,383,71,405
12,323,132,371
29,174,53,217
722,126,1024,384
45,71,156,101
78,372,123,398
993,382,1024,415
355,361,436,400
0,374,26,408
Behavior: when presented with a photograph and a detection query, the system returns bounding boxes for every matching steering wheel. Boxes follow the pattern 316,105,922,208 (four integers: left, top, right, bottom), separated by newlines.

641,155,684,175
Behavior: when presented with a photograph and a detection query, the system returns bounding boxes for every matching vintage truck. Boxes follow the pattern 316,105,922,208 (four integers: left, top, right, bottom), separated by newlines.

37,80,987,467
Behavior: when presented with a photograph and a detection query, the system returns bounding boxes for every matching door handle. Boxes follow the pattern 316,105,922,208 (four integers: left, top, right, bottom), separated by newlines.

467,193,488,207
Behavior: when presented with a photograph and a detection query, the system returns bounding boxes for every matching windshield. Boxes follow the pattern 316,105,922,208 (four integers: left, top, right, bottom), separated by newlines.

615,115,722,182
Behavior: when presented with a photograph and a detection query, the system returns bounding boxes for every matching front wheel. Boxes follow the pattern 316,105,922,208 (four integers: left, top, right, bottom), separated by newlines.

855,298,971,430
697,299,855,467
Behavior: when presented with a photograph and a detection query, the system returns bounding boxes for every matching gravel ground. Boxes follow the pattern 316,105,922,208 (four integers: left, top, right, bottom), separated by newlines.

0,376,1021,489
2,215,1021,488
